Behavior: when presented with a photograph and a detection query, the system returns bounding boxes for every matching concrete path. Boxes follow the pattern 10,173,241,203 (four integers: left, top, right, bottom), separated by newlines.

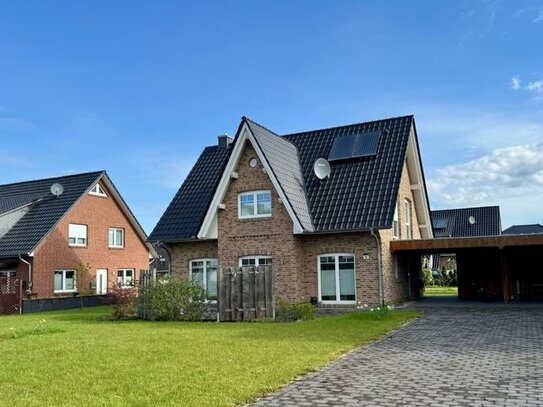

250,298,543,406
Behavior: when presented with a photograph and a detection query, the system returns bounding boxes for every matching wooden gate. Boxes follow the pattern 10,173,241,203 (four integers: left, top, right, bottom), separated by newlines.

0,277,21,315
218,266,274,322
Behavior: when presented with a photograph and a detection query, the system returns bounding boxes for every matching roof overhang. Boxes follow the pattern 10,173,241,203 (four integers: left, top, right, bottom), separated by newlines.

197,121,306,239
390,234,543,253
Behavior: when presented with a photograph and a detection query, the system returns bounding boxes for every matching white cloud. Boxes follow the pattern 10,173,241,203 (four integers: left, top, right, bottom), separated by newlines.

526,80,543,92
510,76,521,90
428,143,543,226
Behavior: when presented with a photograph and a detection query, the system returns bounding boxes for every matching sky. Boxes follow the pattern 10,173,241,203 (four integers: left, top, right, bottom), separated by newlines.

1,0,542,234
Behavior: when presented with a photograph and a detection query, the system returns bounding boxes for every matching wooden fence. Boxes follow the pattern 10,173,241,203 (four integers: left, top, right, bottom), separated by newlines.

0,277,21,315
218,265,274,322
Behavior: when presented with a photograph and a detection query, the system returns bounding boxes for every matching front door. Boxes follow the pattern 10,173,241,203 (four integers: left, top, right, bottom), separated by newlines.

96,269,108,295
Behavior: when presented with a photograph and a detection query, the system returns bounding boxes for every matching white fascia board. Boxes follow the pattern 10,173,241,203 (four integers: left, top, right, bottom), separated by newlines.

198,123,305,239
406,126,434,239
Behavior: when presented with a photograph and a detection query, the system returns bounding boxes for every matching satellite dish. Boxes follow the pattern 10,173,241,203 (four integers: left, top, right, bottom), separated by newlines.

314,158,331,179
468,216,476,225
50,183,64,197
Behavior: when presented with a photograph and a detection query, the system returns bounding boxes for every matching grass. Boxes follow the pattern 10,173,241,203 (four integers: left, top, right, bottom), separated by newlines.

424,286,458,296
0,306,419,407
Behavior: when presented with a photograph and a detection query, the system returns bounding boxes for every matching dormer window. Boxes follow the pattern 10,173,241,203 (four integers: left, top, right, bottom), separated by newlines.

238,191,272,219
89,183,107,197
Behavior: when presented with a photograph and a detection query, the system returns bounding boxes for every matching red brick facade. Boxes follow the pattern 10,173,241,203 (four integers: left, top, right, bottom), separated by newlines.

13,181,150,298
168,140,423,305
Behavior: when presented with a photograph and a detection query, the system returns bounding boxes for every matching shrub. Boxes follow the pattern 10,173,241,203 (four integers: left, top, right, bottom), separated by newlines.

276,300,315,322
108,282,138,320
422,268,433,286
138,276,208,321
442,269,458,287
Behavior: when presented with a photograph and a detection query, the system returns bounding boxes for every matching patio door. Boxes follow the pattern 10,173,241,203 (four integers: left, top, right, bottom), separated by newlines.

96,269,108,295
318,254,356,304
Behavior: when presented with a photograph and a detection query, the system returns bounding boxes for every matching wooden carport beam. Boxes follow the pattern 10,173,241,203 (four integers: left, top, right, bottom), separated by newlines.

500,250,509,304
390,234,543,253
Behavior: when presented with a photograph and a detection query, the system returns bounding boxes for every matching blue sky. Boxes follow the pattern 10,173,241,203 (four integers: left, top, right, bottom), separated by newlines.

1,0,542,233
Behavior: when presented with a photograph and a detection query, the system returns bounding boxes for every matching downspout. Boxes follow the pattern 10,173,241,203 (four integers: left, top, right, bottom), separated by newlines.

370,229,384,305
19,254,32,293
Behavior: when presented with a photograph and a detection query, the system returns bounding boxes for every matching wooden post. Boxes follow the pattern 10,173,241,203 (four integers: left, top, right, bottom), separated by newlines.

500,250,509,304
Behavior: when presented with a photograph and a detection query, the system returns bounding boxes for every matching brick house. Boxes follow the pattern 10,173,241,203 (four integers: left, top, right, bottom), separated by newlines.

0,171,152,300
150,116,433,306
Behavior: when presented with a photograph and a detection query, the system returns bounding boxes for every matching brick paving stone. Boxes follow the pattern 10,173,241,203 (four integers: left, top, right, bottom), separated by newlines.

249,299,543,406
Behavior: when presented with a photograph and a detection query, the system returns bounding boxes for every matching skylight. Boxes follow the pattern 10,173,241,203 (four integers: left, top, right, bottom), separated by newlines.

433,218,449,229
328,130,381,162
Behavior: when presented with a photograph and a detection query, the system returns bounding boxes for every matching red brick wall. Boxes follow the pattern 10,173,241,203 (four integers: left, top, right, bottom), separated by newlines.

30,182,149,298
168,240,218,278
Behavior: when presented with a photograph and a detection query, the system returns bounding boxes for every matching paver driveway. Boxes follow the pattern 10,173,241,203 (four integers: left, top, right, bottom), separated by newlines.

251,299,543,406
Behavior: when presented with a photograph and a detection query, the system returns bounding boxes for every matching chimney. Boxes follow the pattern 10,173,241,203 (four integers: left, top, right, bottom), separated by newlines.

218,133,233,149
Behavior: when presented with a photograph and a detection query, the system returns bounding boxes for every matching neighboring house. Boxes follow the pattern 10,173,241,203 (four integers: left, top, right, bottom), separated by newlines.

430,206,502,271
150,115,433,306
502,224,543,235
0,171,152,299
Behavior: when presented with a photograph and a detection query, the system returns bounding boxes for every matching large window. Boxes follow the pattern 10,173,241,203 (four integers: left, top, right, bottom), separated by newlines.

239,256,272,267
54,270,76,293
117,269,134,288
0,271,16,294
405,200,412,240
190,259,218,301
318,254,356,303
393,204,400,239
109,228,124,248
238,191,272,219
68,224,87,246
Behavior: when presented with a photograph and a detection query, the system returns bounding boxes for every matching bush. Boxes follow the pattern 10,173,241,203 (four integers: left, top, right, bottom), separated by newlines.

138,276,208,321
108,282,138,320
442,269,458,287
276,300,315,322
422,268,433,286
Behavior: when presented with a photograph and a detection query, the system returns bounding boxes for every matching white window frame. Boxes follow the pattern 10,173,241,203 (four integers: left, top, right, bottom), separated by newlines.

54,269,77,293
393,204,400,239
189,258,218,302
109,228,125,248
68,223,87,247
405,199,412,240
117,269,134,288
239,256,273,267
317,254,356,304
0,270,16,294
89,183,107,197
238,190,272,219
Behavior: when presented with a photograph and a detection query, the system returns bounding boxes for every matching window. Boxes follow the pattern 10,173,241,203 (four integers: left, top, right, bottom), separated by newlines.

238,191,272,219
318,254,356,303
109,228,124,248
190,259,218,301
405,200,412,240
239,256,272,267
89,183,107,197
54,270,76,293
68,224,87,246
117,269,134,288
0,271,16,294
393,204,400,239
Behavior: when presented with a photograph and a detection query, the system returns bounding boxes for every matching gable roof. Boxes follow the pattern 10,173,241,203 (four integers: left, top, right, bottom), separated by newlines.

0,171,151,258
502,224,543,235
149,146,231,242
150,115,432,242
431,206,501,238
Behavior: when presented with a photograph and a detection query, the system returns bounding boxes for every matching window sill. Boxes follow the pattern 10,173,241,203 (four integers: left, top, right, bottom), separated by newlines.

109,246,125,250
238,215,272,221
69,244,87,248
88,193,108,198
54,290,77,295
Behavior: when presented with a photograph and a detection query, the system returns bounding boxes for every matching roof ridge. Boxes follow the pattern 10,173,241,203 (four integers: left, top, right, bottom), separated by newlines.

432,205,500,212
283,114,414,137
242,116,282,138
0,170,105,188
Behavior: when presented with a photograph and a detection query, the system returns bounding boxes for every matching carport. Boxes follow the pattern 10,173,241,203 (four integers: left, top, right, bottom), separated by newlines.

391,234,543,302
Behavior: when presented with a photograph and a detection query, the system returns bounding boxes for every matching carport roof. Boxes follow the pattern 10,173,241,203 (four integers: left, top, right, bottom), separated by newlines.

390,234,543,253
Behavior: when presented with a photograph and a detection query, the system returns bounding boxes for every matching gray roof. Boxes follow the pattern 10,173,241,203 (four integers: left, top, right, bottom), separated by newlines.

431,206,501,238
245,118,313,232
150,115,421,241
0,171,103,257
502,224,543,235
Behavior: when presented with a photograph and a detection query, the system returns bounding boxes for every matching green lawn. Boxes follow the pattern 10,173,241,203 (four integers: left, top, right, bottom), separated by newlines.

424,286,458,296
0,307,419,406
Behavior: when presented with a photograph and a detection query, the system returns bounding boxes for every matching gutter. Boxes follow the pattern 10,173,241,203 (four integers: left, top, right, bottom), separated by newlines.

370,228,384,305
19,254,32,293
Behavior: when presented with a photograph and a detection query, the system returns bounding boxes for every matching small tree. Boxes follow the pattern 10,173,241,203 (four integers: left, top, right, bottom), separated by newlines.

75,262,93,308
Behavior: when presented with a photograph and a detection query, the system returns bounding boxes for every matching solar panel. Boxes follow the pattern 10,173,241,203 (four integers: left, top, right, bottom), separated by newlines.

433,218,448,229
328,131,381,161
